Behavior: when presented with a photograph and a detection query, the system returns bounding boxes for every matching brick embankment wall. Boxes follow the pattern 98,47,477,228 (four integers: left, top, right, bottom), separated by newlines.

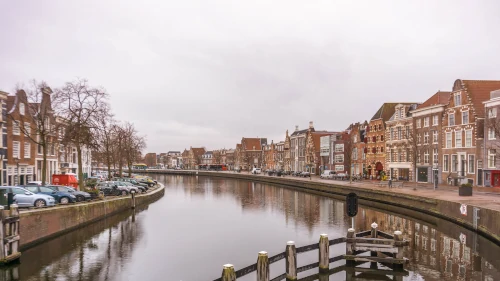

140,170,500,245
19,184,165,250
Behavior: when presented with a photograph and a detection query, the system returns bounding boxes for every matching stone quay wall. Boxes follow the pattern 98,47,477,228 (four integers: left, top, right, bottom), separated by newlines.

143,170,500,245
19,184,165,250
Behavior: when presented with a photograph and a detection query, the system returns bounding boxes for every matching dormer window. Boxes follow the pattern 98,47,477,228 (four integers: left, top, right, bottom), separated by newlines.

454,93,461,106
19,103,25,115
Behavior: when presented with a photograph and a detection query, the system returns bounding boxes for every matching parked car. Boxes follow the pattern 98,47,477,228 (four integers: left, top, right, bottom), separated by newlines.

117,181,145,193
301,172,311,177
335,173,348,180
0,186,56,207
252,168,262,174
46,185,92,202
97,181,131,196
23,185,77,204
114,178,149,191
320,170,335,179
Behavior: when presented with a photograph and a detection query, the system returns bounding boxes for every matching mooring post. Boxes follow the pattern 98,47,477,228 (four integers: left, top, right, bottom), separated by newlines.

285,241,297,280
131,192,136,209
0,206,5,261
221,264,236,281
346,228,355,267
319,234,329,273
9,204,19,255
393,230,404,270
370,222,378,260
257,251,269,281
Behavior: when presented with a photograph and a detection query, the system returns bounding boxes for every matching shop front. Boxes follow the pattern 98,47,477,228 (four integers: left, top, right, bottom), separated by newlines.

484,170,500,187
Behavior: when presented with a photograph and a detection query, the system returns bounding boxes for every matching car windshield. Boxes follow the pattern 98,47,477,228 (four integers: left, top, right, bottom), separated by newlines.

25,186,38,193
12,187,30,194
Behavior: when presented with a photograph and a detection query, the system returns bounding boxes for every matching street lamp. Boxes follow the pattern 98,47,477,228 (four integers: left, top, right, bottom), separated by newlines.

14,157,20,186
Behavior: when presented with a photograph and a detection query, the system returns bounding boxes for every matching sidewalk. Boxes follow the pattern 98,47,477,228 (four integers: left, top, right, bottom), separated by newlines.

224,171,500,212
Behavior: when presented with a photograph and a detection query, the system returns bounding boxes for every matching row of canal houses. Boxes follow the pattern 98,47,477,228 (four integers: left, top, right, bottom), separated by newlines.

181,79,500,188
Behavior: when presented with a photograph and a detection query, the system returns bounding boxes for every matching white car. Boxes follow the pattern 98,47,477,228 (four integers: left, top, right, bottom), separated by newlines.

252,168,262,174
320,170,335,179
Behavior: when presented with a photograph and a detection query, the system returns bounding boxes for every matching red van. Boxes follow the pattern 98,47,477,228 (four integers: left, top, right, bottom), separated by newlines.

52,174,79,189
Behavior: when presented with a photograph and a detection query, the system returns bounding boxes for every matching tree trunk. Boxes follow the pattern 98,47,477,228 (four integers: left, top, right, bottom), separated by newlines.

128,161,132,177
42,137,48,185
77,145,84,190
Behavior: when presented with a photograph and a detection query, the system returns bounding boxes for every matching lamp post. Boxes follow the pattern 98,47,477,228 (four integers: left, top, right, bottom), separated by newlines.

14,157,20,186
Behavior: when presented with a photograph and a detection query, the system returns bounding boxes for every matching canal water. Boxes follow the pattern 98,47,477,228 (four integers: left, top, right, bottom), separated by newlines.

4,175,500,281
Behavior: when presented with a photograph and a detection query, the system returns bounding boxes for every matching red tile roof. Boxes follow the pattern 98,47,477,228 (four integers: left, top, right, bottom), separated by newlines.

242,138,262,151
191,147,206,158
417,91,451,109
462,80,500,117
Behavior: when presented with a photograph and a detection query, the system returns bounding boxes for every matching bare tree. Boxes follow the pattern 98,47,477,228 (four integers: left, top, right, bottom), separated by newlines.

120,122,146,177
8,79,60,184
95,105,115,180
55,78,109,189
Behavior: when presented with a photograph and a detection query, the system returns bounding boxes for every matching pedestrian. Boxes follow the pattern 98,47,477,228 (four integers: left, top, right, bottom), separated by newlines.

388,178,392,189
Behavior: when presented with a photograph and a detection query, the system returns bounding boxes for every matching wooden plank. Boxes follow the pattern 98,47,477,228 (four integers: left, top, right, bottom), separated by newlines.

355,230,372,237
3,235,20,244
353,245,399,253
345,267,409,276
347,238,395,245
296,243,319,253
376,231,393,239
343,255,408,264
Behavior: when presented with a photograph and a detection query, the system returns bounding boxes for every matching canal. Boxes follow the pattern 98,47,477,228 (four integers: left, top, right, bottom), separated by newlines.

4,175,500,281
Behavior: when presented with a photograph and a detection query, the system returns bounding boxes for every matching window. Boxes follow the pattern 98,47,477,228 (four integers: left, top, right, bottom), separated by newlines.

424,132,429,144
24,122,31,136
465,130,472,147
433,148,438,165
416,119,421,128
449,114,455,126
433,131,438,143
433,115,439,126
390,149,394,162
362,149,366,160
405,126,410,138
451,155,458,172
443,155,449,172
417,134,421,144
40,186,54,193
390,128,394,140
488,108,497,118
424,117,430,127
462,111,469,124
424,150,429,164
335,155,344,163
12,141,20,159
335,144,344,152
406,149,410,162
468,155,475,174
398,149,403,162
488,128,496,140
488,149,496,168
335,165,344,171
454,93,461,106
24,143,30,158
13,121,20,135
24,186,37,193
352,148,358,160
395,127,400,140
455,131,462,148
417,152,421,164
19,103,25,115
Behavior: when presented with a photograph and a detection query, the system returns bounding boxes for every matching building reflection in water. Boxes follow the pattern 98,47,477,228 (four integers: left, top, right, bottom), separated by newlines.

165,175,500,281
0,206,147,281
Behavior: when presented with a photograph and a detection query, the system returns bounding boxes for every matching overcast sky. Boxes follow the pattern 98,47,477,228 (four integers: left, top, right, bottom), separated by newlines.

2,0,500,153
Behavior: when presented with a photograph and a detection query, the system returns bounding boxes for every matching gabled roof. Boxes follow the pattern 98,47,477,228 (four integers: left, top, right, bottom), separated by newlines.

291,128,311,136
371,103,417,122
416,91,451,109
461,80,500,117
191,147,206,157
242,138,264,150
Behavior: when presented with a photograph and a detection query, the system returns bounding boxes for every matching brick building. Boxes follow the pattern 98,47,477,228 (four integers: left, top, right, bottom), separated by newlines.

366,103,415,179
0,91,7,185
483,89,500,187
283,130,291,172
305,130,336,175
144,153,157,168
442,80,500,186
238,138,267,170
276,141,284,170
290,122,314,172
185,147,206,169
410,91,450,183
349,122,367,177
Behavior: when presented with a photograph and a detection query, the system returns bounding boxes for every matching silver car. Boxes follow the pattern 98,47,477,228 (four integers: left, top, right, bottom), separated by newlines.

1,186,56,207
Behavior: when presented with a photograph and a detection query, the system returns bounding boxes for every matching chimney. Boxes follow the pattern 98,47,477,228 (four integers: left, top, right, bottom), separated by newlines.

295,125,299,131
309,121,314,129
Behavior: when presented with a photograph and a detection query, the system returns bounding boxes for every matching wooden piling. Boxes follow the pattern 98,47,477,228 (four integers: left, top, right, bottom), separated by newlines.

221,264,236,281
131,192,136,209
393,231,404,270
319,234,329,273
257,251,269,281
285,241,297,280
346,228,355,267
370,222,378,259
0,206,4,261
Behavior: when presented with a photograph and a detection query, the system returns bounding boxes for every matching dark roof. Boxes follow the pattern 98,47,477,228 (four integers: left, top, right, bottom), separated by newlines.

204,151,213,155
291,128,311,136
416,91,451,109
167,151,181,154
371,103,417,122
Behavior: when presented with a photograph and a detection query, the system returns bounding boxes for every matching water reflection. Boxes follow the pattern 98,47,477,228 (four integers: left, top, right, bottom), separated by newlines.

2,175,499,281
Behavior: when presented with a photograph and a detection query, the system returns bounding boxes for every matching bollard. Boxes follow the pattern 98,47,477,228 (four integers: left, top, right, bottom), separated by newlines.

257,251,269,281
346,228,355,267
285,241,297,280
370,222,378,238
318,234,329,273
393,230,404,270
221,264,236,281
131,192,136,209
